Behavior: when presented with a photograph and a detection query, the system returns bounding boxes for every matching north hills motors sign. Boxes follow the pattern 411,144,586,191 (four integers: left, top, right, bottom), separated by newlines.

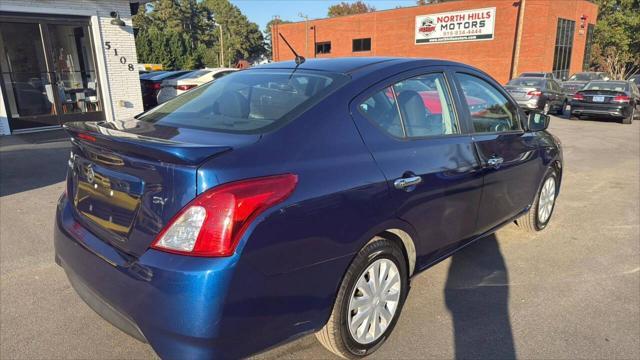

416,7,496,44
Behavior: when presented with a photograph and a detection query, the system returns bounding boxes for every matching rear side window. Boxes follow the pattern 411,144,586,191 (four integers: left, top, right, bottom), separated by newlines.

359,87,404,137
456,73,520,133
139,70,348,133
359,73,458,138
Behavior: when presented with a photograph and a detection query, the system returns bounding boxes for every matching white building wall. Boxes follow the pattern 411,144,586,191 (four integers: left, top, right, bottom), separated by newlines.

0,0,143,132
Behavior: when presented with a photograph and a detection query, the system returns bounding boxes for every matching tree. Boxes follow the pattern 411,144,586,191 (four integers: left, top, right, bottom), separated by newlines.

264,18,292,59
327,1,376,17
133,0,265,69
589,0,640,79
203,0,265,65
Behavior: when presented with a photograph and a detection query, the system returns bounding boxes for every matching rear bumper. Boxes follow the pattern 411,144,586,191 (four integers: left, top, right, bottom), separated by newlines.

516,98,540,110
54,195,238,359
570,102,632,118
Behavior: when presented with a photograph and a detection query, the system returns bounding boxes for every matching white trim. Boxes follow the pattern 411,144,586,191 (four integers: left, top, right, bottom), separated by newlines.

10,125,61,134
91,15,115,122
0,85,10,135
0,5,96,16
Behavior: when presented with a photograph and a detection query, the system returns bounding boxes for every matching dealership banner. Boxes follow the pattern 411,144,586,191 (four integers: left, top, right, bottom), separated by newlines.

415,7,496,44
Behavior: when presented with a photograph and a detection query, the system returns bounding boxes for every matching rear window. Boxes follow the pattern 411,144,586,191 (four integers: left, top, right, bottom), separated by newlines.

507,78,544,87
569,73,599,81
520,73,544,78
177,70,212,80
138,70,349,133
584,82,628,92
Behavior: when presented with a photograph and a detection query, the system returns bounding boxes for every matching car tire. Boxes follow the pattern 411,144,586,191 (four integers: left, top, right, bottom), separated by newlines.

556,101,566,115
316,237,409,359
517,169,558,232
623,108,634,124
569,111,579,120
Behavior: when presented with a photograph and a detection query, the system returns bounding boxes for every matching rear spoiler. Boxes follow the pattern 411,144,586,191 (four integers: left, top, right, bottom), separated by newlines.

64,123,231,166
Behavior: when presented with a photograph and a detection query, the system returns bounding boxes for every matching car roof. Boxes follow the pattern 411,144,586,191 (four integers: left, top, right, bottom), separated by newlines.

510,77,546,82
589,80,624,83
253,57,468,75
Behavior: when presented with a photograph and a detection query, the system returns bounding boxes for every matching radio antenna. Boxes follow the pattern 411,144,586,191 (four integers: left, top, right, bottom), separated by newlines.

278,33,305,65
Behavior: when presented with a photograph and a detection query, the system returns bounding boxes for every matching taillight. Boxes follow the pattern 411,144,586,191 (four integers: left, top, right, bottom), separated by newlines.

527,90,542,97
150,82,162,90
612,95,630,103
151,174,298,257
78,133,96,142
175,84,197,91
572,93,585,101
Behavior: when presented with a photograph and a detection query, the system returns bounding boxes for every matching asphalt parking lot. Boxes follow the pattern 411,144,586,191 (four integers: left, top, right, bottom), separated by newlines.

1,116,638,359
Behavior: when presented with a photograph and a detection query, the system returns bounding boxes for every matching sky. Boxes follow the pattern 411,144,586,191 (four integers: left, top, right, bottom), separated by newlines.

230,0,420,32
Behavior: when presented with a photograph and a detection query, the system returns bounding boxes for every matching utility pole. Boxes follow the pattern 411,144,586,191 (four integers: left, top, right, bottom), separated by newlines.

510,0,526,79
213,21,224,67
298,13,309,57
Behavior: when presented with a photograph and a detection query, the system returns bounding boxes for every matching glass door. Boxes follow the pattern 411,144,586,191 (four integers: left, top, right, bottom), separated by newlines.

0,15,104,131
46,23,103,122
0,22,58,129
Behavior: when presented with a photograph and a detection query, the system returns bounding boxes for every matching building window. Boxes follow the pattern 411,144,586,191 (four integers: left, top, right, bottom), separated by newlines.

582,24,595,71
552,18,575,80
316,42,331,55
352,38,371,52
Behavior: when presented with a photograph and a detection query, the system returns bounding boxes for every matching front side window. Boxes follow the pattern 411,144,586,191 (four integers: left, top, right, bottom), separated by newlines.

456,73,520,133
138,70,348,134
359,73,458,138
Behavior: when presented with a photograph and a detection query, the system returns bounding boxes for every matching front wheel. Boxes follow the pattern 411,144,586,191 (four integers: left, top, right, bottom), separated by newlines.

316,237,408,359
517,170,558,232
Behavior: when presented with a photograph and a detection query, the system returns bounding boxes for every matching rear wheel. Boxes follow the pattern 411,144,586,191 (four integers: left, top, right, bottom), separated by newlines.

316,237,408,359
517,170,558,232
623,108,634,124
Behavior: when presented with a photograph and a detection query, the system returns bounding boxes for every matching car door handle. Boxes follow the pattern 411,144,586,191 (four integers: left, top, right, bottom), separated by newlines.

487,157,504,169
394,176,422,191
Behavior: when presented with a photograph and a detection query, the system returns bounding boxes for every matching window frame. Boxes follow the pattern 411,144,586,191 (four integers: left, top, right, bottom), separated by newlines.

552,18,576,80
451,70,525,136
352,38,372,52
354,69,464,141
315,41,332,55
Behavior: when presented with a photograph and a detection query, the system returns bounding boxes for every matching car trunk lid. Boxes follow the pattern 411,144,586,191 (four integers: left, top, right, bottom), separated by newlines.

577,90,626,104
505,86,539,100
64,120,259,257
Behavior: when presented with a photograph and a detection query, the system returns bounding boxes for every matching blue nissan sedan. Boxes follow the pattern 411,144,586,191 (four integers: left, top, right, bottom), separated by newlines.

55,57,562,359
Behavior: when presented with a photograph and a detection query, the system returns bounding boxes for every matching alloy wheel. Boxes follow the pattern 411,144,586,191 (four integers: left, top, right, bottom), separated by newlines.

347,258,401,345
538,177,556,223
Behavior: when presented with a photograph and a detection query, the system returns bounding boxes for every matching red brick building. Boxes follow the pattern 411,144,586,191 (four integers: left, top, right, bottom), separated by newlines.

272,0,598,84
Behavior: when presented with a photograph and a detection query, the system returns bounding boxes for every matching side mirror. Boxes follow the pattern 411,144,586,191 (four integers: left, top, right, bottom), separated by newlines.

527,111,550,131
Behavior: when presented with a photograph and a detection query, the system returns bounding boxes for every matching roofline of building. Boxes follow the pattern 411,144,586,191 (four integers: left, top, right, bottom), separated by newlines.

275,0,597,28
277,0,464,27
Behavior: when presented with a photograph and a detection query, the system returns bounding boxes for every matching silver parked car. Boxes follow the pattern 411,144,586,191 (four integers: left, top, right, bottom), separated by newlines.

505,77,568,115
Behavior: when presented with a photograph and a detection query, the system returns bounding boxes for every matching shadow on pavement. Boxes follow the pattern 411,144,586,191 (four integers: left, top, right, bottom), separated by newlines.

0,130,71,197
444,234,516,360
